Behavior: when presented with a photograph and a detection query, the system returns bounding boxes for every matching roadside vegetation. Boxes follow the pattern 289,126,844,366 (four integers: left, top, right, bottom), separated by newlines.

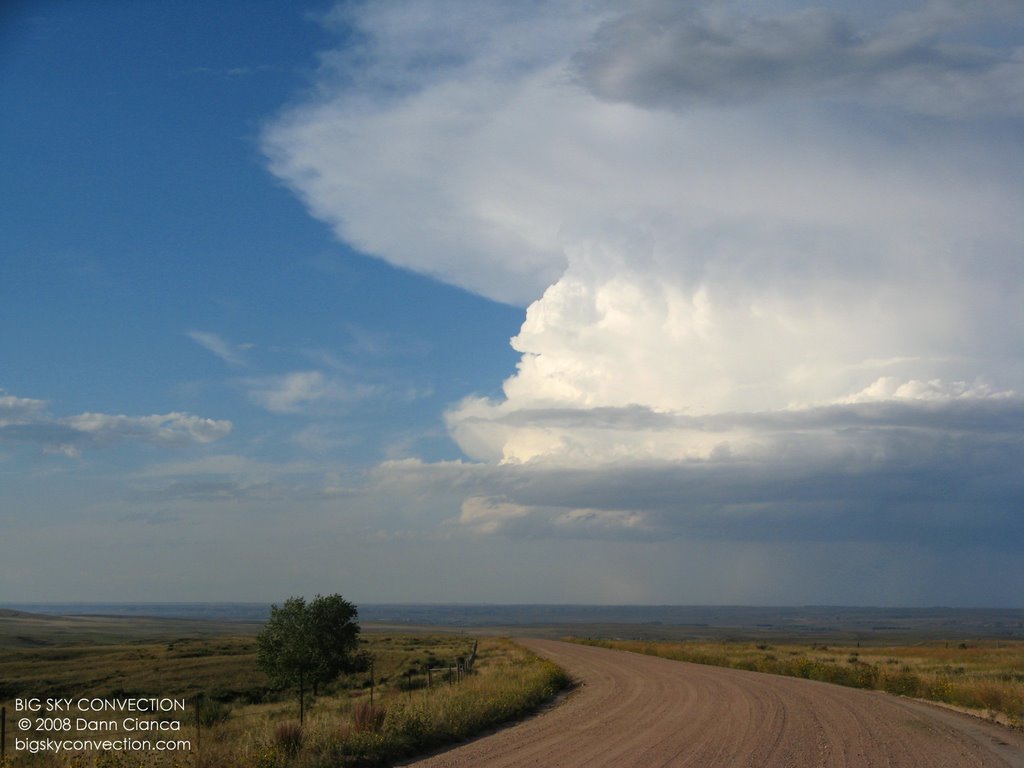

0,616,569,768
209,638,570,768
570,637,1024,726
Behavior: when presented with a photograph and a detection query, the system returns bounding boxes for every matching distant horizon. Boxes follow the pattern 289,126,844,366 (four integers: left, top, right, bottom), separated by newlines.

5,602,1023,642
5,601,1023,613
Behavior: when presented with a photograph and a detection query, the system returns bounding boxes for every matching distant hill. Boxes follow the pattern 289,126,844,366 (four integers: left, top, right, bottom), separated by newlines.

0,608,49,619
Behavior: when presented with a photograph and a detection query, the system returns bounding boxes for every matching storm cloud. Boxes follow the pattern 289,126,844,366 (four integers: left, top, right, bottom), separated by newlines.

259,0,1024,600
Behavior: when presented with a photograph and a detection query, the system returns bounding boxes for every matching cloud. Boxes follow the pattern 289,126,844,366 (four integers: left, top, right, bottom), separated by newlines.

186,65,272,79
290,424,354,454
64,412,232,444
0,390,231,457
448,386,1024,464
575,1,1024,116
187,330,251,366
0,393,48,424
127,454,348,507
372,409,1024,547
340,323,430,359
457,494,649,538
260,0,1024,588
456,495,533,535
262,0,609,304
265,0,1024,302
245,370,376,414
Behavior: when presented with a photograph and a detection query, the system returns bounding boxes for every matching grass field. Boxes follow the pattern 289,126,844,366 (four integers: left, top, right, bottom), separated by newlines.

0,612,570,767
570,637,1024,727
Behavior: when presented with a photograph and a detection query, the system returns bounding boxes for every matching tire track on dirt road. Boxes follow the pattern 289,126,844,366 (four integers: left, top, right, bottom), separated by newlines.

403,638,1024,768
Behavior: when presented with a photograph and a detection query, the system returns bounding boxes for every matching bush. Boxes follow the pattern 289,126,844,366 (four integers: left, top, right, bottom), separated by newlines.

881,668,922,697
197,696,232,727
930,678,956,703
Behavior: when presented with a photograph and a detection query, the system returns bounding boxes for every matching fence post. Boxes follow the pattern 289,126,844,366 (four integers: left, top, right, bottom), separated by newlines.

194,694,201,756
2,705,6,761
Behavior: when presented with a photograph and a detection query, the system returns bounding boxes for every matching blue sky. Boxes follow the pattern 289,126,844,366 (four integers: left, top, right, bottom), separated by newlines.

2,0,1023,606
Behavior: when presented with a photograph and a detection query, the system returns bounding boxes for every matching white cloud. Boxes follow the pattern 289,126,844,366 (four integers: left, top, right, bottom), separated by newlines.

0,390,232,456
245,370,375,414
266,1,1024,452
838,376,1015,404
187,330,250,366
260,0,1024,579
65,412,232,445
0,393,48,425
263,1,615,305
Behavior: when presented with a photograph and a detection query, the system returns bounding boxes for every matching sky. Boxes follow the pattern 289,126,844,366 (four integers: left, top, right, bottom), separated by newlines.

2,0,1022,607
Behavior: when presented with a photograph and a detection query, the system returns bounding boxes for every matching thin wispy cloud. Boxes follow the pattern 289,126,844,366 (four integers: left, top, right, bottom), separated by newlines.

184,64,274,79
341,323,431,359
245,370,377,414
187,330,251,367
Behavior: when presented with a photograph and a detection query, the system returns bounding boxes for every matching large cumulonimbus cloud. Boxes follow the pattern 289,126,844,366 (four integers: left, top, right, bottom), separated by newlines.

263,0,1024,546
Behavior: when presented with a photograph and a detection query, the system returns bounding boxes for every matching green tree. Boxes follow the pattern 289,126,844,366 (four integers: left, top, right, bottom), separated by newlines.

257,594,364,722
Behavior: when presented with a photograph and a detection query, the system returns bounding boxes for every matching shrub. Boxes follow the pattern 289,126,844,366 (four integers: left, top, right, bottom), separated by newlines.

880,668,921,697
197,696,232,727
930,678,956,703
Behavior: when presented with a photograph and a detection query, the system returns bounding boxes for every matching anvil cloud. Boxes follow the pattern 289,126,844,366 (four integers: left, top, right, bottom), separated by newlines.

261,0,1024,579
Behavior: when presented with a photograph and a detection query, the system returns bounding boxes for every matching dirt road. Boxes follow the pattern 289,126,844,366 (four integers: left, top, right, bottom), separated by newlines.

405,638,1024,768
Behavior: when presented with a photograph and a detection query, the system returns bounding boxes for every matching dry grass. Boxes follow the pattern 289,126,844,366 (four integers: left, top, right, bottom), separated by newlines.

2,635,569,768
188,638,569,768
350,702,386,734
272,723,303,758
0,632,474,706
571,637,1024,726
0,636,268,704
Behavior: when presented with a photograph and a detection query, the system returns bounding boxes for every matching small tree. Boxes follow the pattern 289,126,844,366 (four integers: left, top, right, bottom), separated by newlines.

257,594,364,722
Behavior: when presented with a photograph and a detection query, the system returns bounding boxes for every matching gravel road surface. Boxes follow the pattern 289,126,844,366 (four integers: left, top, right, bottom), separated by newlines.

404,638,1024,768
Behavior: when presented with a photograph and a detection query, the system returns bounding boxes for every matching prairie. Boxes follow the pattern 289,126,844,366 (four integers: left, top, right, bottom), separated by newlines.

0,612,569,767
